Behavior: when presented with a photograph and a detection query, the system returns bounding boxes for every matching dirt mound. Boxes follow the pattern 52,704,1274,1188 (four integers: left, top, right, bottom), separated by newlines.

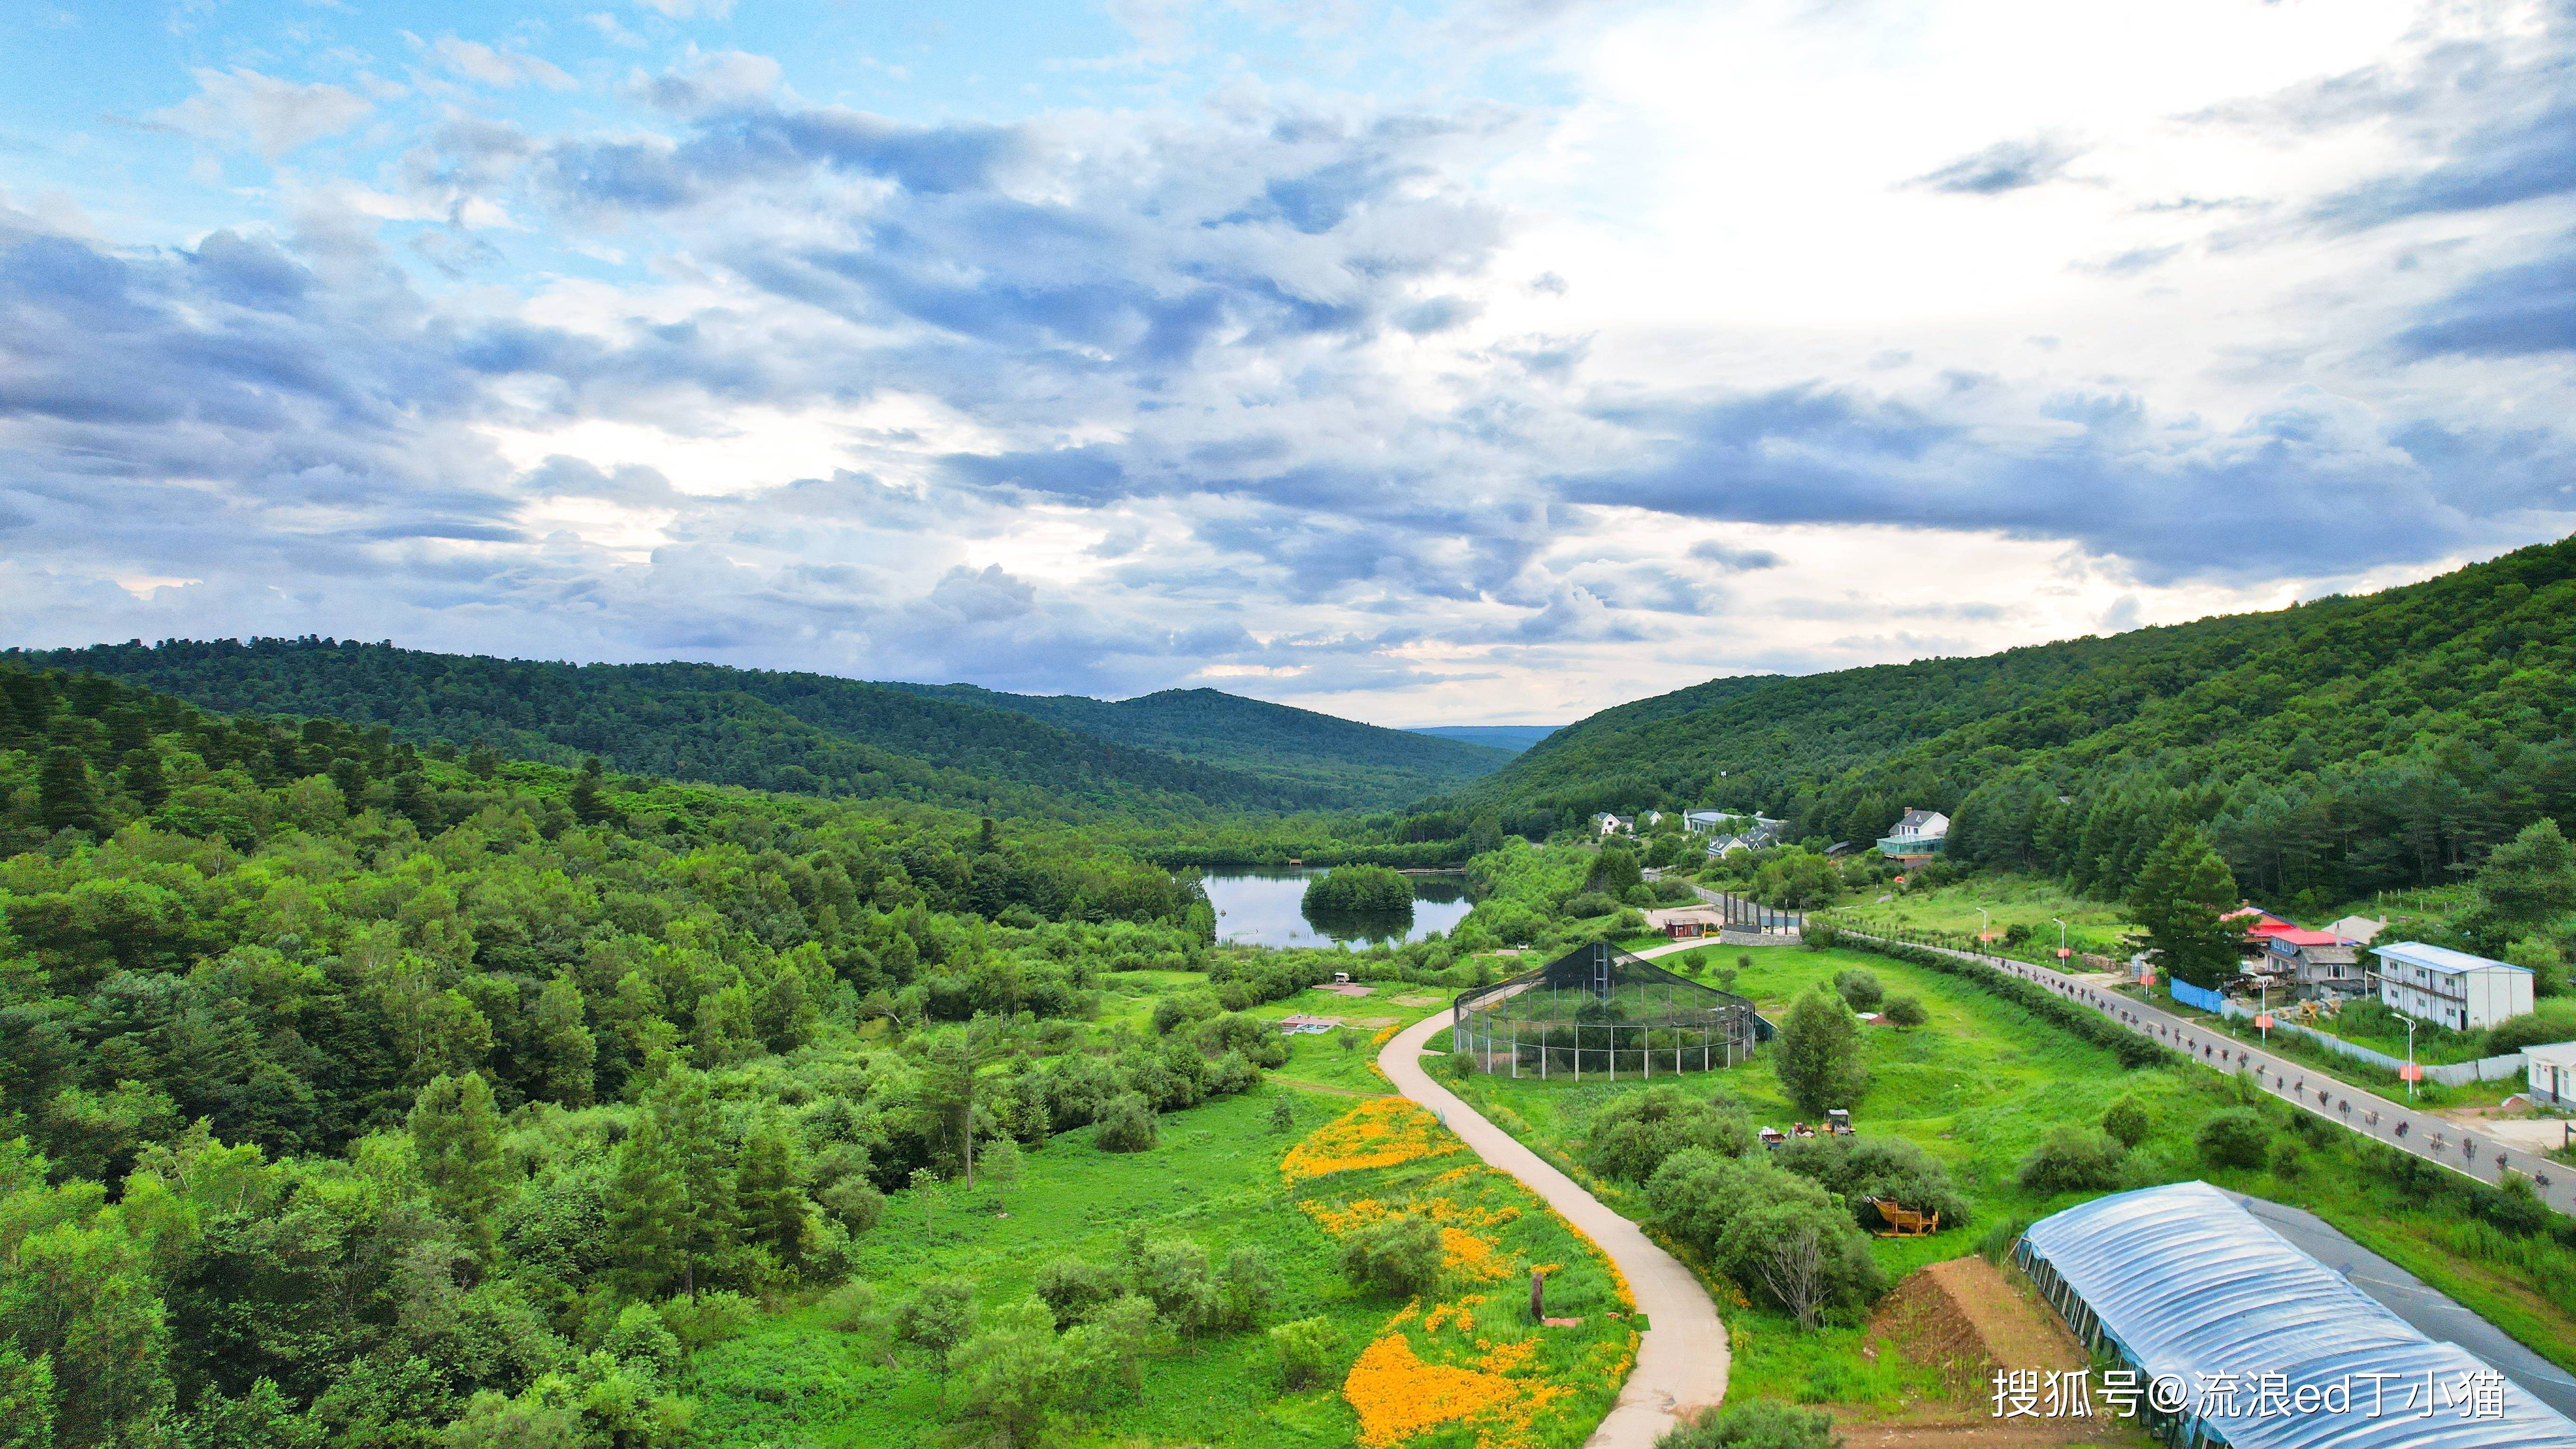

1868,1256,2083,1397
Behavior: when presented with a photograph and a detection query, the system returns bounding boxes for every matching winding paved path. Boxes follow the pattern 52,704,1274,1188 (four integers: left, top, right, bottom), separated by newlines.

1379,1011,1727,1449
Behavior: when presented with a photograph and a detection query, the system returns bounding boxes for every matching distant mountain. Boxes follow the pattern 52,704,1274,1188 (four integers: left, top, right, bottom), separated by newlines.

16,640,1318,822
18,640,1513,821
888,683,1514,806
1468,535,2576,907
1406,724,1564,754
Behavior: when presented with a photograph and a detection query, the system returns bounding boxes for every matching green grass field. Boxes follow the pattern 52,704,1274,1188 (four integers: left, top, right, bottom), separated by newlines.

693,1087,1386,1448
1441,942,2576,1412
1818,872,2137,962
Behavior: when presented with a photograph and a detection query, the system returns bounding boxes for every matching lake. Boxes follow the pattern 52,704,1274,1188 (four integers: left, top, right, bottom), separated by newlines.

1200,868,1473,949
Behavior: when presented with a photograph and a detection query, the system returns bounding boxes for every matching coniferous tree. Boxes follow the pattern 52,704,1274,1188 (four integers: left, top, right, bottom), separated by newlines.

37,747,99,834
2129,826,2244,989
120,749,167,812
609,1071,739,1297
407,1073,508,1253
530,972,597,1107
736,1119,816,1277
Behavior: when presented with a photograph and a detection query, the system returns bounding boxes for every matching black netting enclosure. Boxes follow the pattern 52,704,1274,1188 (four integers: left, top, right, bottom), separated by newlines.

1449,941,1773,1078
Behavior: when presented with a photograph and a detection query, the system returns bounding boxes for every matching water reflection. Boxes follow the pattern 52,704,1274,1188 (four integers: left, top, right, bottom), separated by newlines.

1200,868,1473,949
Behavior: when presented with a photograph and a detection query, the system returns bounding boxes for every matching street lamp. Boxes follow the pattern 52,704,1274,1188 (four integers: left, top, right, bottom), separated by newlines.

1977,908,1990,943
2052,918,2069,965
2406,1018,2419,1101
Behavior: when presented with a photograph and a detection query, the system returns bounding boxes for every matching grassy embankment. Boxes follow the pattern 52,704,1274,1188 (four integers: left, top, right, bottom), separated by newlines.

1441,942,2576,1409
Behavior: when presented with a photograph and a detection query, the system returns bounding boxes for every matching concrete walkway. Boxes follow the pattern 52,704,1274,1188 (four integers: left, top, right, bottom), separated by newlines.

1379,1011,1728,1449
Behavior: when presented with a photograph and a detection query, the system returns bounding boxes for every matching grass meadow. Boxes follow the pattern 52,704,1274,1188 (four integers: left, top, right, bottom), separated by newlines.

1443,942,2576,1409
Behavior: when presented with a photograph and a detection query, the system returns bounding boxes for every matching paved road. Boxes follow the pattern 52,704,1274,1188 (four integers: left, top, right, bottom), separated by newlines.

2222,1190,2576,1421
1828,926,2576,1219
1379,1012,1728,1449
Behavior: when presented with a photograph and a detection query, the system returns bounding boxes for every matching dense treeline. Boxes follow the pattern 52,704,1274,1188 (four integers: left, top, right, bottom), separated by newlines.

19,640,1513,826
886,683,1513,806
16,640,1334,822
0,660,1319,1446
1470,535,2576,911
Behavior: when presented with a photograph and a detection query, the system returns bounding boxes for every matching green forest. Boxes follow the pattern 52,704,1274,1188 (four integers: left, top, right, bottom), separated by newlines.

0,659,1344,1447
1467,534,2576,912
17,642,1505,825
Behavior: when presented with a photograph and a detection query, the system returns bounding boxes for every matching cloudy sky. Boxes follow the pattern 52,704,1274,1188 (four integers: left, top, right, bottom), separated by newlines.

2,0,2571,725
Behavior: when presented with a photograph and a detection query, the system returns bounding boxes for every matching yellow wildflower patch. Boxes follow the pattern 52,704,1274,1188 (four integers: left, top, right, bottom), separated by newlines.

1344,1332,1520,1449
1281,1097,1457,1183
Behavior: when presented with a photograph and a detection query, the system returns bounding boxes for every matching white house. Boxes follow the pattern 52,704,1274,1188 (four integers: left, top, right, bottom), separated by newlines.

1593,813,1634,837
1682,809,1731,835
2370,942,2535,1033
1876,807,1949,862
2528,1040,2576,1108
2323,914,2389,945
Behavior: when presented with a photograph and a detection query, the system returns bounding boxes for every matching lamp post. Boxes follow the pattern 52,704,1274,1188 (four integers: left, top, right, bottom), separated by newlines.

2052,918,2069,966
1977,908,1990,944
2407,1018,2419,1101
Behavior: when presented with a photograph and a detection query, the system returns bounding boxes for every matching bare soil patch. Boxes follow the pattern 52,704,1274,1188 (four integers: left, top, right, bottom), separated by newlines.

1823,1256,2144,1447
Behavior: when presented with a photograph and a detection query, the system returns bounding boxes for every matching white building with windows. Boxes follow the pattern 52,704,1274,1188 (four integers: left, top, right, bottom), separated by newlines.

2528,1040,2576,1108
2370,942,2534,1032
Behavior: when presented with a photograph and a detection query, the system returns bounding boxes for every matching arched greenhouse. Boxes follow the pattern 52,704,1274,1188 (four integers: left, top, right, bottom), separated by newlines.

1450,942,1773,1079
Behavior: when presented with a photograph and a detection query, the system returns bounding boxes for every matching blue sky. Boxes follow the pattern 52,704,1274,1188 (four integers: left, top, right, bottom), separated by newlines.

3,0,2573,724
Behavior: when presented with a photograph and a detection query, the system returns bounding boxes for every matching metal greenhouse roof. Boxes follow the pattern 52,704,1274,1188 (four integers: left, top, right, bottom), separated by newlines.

2019,1181,2576,1448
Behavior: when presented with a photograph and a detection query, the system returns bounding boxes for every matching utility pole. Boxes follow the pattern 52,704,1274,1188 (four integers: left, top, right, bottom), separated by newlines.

2406,1018,2419,1101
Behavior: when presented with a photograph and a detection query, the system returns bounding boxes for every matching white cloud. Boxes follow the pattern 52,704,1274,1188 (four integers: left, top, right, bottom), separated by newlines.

434,37,579,91
152,67,375,157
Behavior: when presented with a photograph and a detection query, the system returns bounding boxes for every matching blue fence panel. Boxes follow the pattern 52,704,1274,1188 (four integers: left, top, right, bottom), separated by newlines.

2169,980,2225,1013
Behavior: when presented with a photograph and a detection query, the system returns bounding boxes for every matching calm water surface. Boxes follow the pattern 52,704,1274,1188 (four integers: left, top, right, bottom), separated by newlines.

1200,868,1472,949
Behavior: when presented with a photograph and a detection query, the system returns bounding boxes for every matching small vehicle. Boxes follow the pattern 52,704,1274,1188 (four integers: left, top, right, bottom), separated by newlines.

1826,1109,1854,1136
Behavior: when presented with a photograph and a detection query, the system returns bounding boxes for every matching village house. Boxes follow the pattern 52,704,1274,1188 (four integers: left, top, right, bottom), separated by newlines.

1875,807,1948,864
2526,1040,2576,1108
2372,942,2535,1033
1706,816,1786,858
2266,928,2367,998
1682,809,1731,835
1593,812,1634,836
2323,914,2389,944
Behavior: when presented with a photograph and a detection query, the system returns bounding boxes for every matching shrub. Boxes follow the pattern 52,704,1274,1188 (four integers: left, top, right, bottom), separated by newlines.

1033,1256,1121,1326
950,1297,1066,1446
1774,986,1868,1117
1338,1213,1444,1298
1657,1400,1839,1449
1583,1085,1755,1182
2016,1126,2126,1195
1881,995,1927,1030
1217,1245,1280,1331
2486,1013,2568,1055
604,1302,684,1381
1718,1197,1886,1330
2269,1138,2304,1179
1832,969,1884,1011
1646,1149,1837,1262
1269,1096,1296,1133
1270,1316,1338,1392
816,1279,881,1335
1094,1094,1159,1152
1062,1295,1158,1407
2100,1095,2152,1150
896,1277,979,1360
1128,1237,1221,1339
1774,1135,1971,1231
1565,891,1624,919
818,1175,885,1235
2197,1108,2271,1170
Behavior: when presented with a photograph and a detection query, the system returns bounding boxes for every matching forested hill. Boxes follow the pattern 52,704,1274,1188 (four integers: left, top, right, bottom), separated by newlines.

1472,533,2576,911
887,682,1512,804
11,641,1320,822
